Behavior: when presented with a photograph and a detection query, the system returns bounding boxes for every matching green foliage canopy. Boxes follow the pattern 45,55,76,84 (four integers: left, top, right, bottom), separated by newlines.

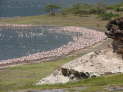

45,4,61,16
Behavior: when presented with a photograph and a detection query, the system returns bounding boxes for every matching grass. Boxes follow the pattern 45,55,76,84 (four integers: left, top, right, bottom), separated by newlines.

34,74,123,88
0,55,123,92
0,39,111,92
0,14,122,92
0,14,107,31
30,74,123,92
0,56,76,92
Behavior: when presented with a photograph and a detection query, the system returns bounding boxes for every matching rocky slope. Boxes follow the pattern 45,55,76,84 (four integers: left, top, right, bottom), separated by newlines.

106,17,123,55
36,48,123,85
36,17,123,85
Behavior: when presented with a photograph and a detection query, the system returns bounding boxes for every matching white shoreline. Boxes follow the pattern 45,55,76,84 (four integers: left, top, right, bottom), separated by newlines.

0,26,106,67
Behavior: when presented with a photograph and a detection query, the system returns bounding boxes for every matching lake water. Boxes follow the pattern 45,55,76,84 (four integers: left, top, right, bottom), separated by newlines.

0,27,73,60
0,0,122,17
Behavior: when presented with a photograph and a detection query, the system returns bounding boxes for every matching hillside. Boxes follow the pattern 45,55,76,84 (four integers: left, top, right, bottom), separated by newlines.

0,0,122,17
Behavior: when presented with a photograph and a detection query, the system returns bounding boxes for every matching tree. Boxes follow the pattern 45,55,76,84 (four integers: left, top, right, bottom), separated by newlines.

45,4,61,16
68,3,92,16
99,12,119,20
95,0,107,14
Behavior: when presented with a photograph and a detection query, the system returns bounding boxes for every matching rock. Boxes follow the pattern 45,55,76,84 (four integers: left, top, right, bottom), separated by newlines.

106,17,123,54
36,70,70,85
36,49,123,85
61,68,94,79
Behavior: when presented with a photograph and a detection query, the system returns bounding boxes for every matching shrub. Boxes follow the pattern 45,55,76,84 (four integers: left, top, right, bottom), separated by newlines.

116,7,123,12
61,3,94,16
45,4,61,16
99,12,119,20
89,8,106,14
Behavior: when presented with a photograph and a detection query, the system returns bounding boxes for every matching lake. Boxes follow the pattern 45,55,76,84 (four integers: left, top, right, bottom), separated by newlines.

0,0,122,17
0,27,73,60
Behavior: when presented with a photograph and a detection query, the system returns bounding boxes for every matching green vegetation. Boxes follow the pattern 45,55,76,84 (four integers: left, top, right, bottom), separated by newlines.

1,2,123,27
60,2,122,20
0,2,123,92
0,15,107,31
0,39,110,92
34,74,123,89
45,4,61,16
99,12,120,20
0,60,123,92
61,3,94,16
108,3,123,11
0,56,76,92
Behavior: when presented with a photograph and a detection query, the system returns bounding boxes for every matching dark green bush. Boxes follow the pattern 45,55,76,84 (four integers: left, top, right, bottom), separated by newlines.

116,7,123,12
99,12,119,20
89,8,106,14
45,4,61,16
61,3,95,16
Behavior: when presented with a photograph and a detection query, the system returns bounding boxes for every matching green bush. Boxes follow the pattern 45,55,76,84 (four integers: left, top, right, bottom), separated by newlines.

89,8,106,14
99,12,119,20
61,3,95,16
45,4,61,16
116,7,123,12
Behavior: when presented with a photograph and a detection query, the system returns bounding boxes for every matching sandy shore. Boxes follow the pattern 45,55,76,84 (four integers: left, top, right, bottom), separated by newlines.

0,25,106,67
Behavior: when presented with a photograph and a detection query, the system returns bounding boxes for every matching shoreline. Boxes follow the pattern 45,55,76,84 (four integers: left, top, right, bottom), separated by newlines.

0,26,106,68
0,24,57,28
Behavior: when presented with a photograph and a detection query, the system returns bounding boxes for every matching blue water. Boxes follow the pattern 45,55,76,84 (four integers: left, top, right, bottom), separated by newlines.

0,0,122,17
0,27,72,60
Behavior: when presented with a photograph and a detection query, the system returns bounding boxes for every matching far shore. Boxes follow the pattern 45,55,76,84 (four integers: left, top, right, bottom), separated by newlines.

0,24,36,27
0,26,106,68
